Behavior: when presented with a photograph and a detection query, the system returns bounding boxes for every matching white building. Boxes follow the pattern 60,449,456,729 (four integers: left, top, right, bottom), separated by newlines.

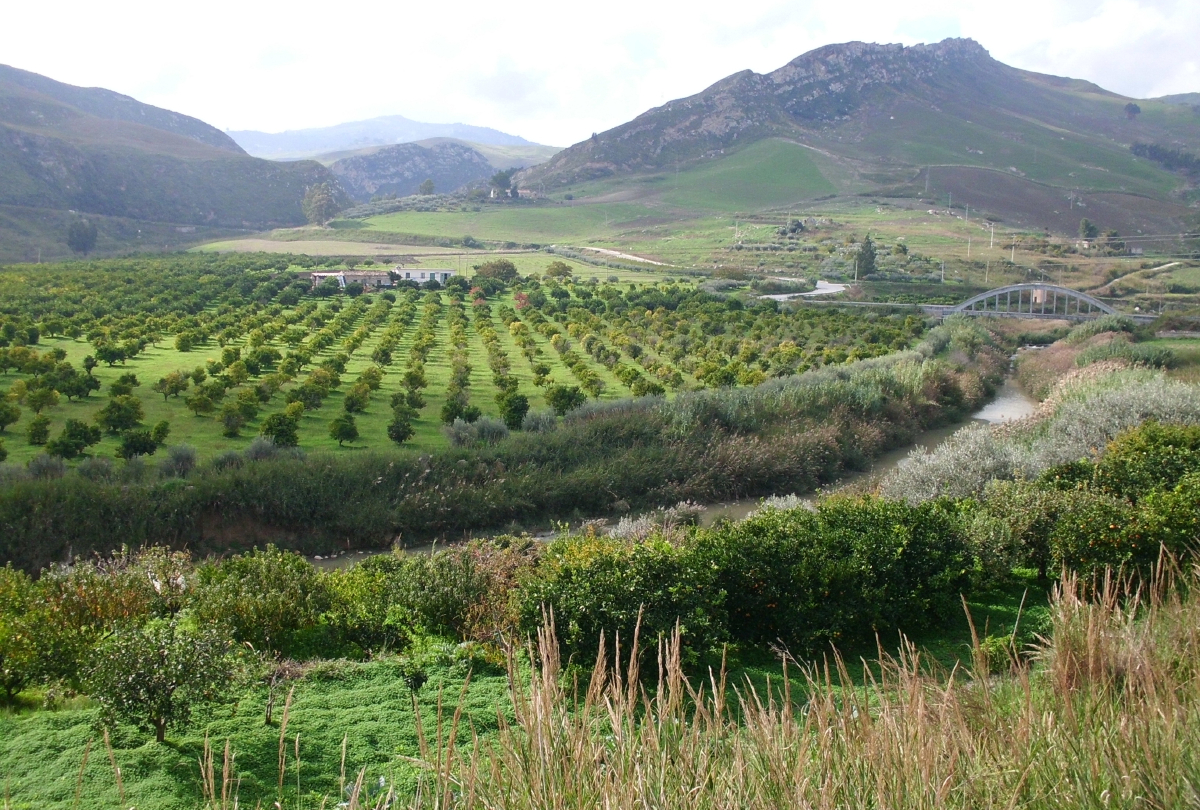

309,271,393,289
396,268,456,283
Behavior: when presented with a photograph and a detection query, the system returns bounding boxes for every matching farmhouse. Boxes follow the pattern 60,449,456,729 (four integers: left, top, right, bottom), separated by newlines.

397,268,457,283
309,271,393,290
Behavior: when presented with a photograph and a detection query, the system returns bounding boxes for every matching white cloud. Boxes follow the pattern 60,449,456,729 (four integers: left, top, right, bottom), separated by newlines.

0,0,1196,147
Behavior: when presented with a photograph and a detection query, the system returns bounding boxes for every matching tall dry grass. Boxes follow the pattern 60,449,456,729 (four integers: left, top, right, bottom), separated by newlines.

389,564,1200,810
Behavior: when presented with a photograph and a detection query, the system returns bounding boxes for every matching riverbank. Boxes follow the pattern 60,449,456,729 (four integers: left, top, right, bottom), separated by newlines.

312,376,1037,567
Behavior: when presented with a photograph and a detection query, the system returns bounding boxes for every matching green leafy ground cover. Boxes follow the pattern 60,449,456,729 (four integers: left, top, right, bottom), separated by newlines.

0,655,511,810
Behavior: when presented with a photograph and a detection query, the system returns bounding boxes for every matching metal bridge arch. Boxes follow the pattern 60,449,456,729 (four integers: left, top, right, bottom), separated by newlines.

947,283,1118,321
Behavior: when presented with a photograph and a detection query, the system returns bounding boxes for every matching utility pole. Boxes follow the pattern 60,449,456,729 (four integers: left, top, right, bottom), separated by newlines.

1011,238,1016,264
985,261,989,285
989,222,995,249
967,237,971,260
941,259,945,282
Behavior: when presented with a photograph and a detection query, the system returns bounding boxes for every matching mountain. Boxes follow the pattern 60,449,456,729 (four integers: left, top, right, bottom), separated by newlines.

1154,93,1200,108
229,115,535,160
313,138,561,172
330,141,494,200
0,64,245,154
523,39,1200,235
0,64,346,262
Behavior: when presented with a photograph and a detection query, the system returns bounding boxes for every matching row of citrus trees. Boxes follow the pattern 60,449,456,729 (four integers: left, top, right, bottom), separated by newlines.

0,320,1003,571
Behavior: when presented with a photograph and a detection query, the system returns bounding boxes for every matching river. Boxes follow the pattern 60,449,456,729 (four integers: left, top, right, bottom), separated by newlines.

311,378,1037,569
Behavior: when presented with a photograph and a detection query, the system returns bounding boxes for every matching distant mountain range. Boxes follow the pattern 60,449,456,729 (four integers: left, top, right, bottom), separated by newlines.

0,63,345,262
524,38,1200,237
228,115,538,160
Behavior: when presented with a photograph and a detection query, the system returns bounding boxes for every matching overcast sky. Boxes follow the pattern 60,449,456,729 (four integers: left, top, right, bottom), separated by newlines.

4,0,1198,147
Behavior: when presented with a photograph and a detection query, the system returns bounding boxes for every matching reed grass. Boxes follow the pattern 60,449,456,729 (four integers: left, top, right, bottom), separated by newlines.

387,562,1200,810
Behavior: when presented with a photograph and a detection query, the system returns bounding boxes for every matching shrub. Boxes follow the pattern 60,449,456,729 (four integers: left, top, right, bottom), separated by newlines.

1064,315,1140,344
160,444,198,478
245,436,280,461
520,533,726,665
26,453,65,480
695,497,969,651
75,456,115,483
0,566,39,702
1093,421,1200,501
192,546,329,656
324,555,415,654
445,418,475,447
1128,473,1200,557
522,409,557,433
212,450,244,471
1076,340,1175,369
473,417,510,445
524,497,970,663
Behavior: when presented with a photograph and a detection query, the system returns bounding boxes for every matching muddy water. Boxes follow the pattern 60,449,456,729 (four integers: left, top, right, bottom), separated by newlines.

311,379,1037,569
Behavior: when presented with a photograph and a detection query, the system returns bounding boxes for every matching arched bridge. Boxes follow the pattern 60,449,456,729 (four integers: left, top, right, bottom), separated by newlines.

943,283,1125,322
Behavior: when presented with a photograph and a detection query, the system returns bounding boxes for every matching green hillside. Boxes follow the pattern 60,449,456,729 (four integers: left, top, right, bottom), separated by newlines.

0,65,346,263
661,139,836,210
518,38,1200,237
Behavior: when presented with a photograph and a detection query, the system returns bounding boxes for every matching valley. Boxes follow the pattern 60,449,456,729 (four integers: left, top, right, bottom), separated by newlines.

1,28,1200,810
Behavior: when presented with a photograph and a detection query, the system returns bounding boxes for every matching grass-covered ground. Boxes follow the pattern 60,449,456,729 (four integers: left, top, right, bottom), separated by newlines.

0,579,1041,810
0,650,512,810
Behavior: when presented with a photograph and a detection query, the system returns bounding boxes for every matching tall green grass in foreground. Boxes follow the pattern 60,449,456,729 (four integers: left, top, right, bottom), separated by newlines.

368,563,1198,810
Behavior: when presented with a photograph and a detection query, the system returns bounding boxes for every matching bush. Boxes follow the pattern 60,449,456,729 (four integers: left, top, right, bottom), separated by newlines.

520,533,725,665
522,409,557,433
1093,421,1200,500
212,450,244,471
159,444,198,478
445,418,475,447
1076,340,1175,369
192,546,329,656
524,498,971,663
76,456,115,483
0,566,39,702
473,416,510,445
26,453,65,480
1064,315,1140,344
245,436,280,461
